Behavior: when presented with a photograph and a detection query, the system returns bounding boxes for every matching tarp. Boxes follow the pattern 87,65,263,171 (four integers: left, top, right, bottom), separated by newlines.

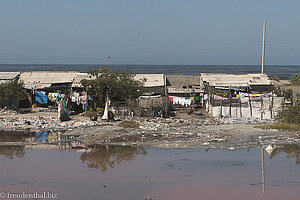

35,91,48,104
35,131,48,142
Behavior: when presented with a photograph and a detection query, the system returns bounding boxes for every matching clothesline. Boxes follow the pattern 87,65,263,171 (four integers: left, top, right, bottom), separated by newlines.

168,96,200,107
211,92,272,99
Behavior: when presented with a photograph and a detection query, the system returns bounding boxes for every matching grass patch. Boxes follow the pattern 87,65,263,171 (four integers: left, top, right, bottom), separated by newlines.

117,121,140,129
255,123,300,131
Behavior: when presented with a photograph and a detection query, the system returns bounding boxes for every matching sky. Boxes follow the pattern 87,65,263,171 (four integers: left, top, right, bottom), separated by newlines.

0,0,300,65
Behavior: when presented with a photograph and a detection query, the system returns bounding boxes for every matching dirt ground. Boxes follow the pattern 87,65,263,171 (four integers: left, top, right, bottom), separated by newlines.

1,108,299,149
67,121,300,149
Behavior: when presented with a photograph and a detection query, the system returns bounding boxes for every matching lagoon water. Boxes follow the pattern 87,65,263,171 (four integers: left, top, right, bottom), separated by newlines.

0,145,299,200
0,64,299,79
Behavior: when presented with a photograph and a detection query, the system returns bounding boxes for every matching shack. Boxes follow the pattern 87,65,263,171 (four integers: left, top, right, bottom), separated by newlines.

19,71,78,108
0,72,20,84
166,75,203,95
166,75,203,105
200,73,282,119
200,73,272,93
71,73,94,91
70,73,95,114
165,75,204,117
130,74,166,117
134,74,165,95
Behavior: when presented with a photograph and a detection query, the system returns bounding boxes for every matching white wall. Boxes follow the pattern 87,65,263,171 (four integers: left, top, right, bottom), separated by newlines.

207,97,284,119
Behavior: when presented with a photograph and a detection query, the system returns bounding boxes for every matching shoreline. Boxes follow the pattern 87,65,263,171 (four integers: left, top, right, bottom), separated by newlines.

1,110,299,149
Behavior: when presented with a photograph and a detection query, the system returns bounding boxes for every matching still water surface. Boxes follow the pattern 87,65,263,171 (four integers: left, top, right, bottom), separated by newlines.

0,145,299,200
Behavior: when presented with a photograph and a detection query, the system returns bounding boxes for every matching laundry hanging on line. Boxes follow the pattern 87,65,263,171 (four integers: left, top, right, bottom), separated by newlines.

168,96,197,107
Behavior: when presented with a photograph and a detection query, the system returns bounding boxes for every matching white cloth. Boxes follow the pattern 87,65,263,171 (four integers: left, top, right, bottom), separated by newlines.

172,96,191,107
71,96,76,102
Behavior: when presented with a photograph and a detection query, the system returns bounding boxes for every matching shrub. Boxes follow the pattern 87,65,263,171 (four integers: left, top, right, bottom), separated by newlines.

86,110,98,117
0,81,26,108
117,121,140,128
276,105,300,124
96,107,104,115
255,123,300,131
290,74,300,85
269,75,280,82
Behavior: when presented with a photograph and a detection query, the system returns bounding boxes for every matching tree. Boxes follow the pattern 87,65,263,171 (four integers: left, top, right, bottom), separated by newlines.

0,80,27,108
80,145,147,172
276,104,300,124
80,67,145,108
269,75,280,82
290,73,300,85
0,145,25,159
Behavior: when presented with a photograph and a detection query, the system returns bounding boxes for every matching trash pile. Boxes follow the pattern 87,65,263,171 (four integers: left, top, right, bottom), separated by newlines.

0,116,100,132
0,108,18,116
134,118,230,146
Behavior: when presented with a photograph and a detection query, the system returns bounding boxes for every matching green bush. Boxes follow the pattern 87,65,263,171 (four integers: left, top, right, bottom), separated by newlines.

276,105,300,124
283,89,293,100
255,123,300,131
96,107,104,115
0,81,26,108
117,121,140,129
86,110,98,117
290,74,300,85
269,75,280,82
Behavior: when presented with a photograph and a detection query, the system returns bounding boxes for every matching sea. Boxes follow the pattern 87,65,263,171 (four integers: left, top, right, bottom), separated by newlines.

0,64,299,79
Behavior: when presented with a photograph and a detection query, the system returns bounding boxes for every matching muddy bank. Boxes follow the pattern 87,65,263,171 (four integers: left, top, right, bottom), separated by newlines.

67,120,300,149
0,111,101,132
1,110,299,149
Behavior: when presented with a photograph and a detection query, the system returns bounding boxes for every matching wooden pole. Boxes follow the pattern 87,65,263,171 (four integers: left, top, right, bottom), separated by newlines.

270,94,274,119
249,95,252,117
239,96,242,118
261,96,264,119
84,86,88,113
261,21,266,74
229,97,232,117
220,97,223,118
164,74,168,117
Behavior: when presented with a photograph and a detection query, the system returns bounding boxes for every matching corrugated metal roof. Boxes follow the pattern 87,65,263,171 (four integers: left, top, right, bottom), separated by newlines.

167,75,200,88
200,73,271,87
72,73,95,88
134,74,164,87
19,71,78,89
0,72,20,80
166,75,203,93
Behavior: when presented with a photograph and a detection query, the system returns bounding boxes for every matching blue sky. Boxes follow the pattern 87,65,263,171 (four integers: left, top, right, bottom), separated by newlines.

0,0,299,65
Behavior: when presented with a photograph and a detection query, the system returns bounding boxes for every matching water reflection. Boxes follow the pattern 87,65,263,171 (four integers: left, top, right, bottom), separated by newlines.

0,131,33,142
80,145,147,172
0,145,25,159
270,144,300,164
